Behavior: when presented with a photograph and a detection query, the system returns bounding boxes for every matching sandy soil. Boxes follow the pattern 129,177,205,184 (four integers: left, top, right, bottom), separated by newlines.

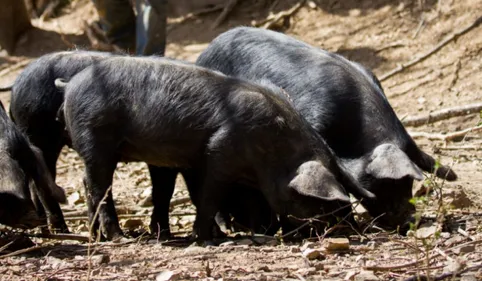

0,0,481,280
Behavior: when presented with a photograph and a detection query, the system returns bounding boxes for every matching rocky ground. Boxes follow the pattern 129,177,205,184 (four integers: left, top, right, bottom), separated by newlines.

0,0,481,280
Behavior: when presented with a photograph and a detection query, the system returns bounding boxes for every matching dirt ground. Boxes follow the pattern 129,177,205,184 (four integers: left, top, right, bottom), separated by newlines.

0,0,481,280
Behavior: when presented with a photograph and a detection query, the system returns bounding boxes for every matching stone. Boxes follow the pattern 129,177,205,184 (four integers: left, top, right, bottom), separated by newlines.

302,248,323,260
324,238,350,252
156,270,181,281
122,219,144,229
354,270,379,281
91,254,110,266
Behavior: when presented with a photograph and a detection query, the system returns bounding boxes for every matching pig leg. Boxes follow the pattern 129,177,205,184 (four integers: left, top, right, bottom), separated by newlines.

82,149,122,241
182,170,227,239
194,173,230,244
148,165,177,240
26,122,69,232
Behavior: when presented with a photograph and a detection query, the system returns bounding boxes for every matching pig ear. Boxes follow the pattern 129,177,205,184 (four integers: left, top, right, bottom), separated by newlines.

366,144,424,181
288,161,351,203
29,145,67,204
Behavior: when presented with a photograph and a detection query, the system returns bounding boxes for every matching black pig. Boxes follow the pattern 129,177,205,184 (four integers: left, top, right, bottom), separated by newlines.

57,57,374,242
3,50,277,238
196,27,457,230
0,101,66,229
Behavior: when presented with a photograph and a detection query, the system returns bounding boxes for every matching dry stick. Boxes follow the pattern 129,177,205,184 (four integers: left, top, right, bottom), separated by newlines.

83,20,118,52
439,145,481,150
380,15,482,81
0,241,14,253
409,124,482,141
211,0,238,30
375,42,406,53
403,263,482,281
26,233,90,242
457,227,476,241
366,239,482,272
402,102,482,127
257,0,306,30
168,4,224,31
65,211,196,221
0,60,32,78
0,244,48,259
281,201,355,239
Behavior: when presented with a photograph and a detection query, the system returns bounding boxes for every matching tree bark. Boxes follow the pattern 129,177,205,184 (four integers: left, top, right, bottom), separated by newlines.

0,0,32,54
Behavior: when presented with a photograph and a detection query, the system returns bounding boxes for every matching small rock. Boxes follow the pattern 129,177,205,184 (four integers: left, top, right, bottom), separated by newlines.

313,262,324,270
140,187,151,198
122,219,144,229
443,259,462,273
324,238,350,252
440,232,451,239
183,245,208,255
291,246,301,253
156,270,181,281
415,223,438,239
307,1,317,9
139,195,153,207
366,241,376,250
302,248,323,260
257,265,271,272
68,191,84,205
453,244,475,254
91,254,110,266
300,241,317,252
355,270,379,281
345,271,357,280
348,9,361,17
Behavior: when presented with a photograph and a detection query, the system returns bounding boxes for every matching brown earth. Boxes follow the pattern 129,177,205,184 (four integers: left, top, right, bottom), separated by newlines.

0,0,481,280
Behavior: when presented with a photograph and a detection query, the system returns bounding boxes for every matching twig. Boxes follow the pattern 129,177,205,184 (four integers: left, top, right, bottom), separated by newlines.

403,264,482,281
434,248,454,262
412,17,425,39
389,73,437,98
409,125,482,141
380,16,482,81
375,41,406,53
168,4,224,28
447,60,462,92
457,227,476,241
26,233,90,242
281,201,353,238
83,20,119,52
64,211,196,221
254,1,306,30
437,145,481,150
170,196,191,207
211,0,238,30
402,102,482,127
0,245,48,259
366,239,482,272
0,241,14,253
0,60,32,78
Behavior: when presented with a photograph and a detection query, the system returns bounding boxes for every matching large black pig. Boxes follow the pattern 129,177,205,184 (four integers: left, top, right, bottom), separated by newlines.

3,50,279,238
0,101,66,229
56,57,374,242
196,27,457,229
4,51,113,233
